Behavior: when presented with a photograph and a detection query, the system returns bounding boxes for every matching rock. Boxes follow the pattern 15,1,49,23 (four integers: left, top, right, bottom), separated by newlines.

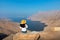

0,33,8,40
3,34,14,40
13,32,40,40
3,31,60,40
39,31,60,40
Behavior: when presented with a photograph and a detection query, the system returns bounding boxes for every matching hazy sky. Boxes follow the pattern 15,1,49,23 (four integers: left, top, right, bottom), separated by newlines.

0,0,60,18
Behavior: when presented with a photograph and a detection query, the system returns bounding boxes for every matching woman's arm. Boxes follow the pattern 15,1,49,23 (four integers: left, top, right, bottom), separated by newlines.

25,24,28,28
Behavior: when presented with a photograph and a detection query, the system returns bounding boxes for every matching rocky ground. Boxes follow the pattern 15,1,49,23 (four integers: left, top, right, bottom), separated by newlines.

0,19,20,40
3,31,60,40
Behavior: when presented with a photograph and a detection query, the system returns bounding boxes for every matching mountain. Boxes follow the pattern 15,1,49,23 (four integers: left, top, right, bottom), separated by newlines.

28,10,60,31
0,18,20,40
0,10,60,40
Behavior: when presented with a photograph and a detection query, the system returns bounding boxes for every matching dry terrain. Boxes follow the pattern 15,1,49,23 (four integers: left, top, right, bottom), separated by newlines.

0,18,20,40
0,11,60,40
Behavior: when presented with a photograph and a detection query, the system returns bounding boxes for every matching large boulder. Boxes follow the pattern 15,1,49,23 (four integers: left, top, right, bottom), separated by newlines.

13,32,40,40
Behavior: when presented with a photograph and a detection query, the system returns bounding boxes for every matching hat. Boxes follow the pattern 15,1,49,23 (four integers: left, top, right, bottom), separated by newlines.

20,20,26,24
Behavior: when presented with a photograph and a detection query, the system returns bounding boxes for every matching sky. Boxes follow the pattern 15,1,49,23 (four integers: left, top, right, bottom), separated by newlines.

0,0,60,18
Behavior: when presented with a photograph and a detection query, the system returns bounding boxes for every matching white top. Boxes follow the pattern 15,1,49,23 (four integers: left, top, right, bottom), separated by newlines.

20,24,28,32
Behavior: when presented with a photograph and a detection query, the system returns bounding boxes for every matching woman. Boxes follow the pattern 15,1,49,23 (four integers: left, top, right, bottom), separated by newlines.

20,20,28,33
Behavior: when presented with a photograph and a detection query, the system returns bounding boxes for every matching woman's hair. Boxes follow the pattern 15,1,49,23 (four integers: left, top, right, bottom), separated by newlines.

20,24,25,28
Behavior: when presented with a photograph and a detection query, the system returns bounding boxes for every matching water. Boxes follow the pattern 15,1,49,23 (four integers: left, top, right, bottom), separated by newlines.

9,17,47,31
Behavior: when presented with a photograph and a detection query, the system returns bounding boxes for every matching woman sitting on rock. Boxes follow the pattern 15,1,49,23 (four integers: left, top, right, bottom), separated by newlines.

20,20,28,33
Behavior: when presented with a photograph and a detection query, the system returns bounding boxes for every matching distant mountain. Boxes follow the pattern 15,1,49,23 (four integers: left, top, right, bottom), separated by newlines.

28,10,60,27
